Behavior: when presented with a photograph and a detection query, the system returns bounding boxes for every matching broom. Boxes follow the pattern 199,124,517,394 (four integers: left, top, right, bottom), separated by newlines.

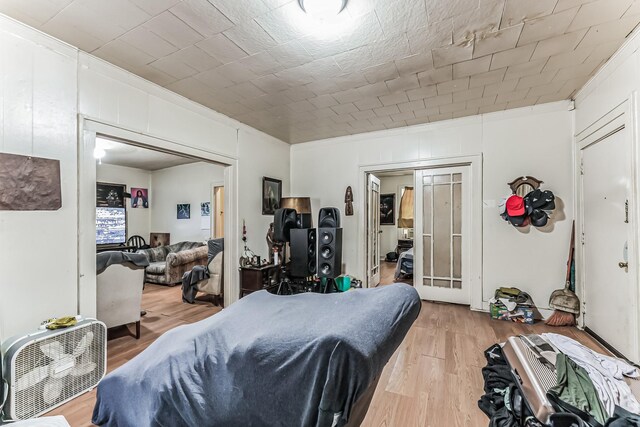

545,221,580,326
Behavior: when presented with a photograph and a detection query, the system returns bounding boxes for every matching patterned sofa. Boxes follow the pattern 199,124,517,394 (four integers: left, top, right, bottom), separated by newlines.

137,241,207,285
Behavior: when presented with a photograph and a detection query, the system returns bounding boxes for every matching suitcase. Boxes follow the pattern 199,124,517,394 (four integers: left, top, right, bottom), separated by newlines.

503,336,558,425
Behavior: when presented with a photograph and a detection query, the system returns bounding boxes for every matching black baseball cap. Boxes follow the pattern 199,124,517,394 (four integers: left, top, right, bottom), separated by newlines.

530,209,549,227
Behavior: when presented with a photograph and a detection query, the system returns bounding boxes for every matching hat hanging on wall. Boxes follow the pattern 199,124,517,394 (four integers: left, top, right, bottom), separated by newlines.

501,176,556,228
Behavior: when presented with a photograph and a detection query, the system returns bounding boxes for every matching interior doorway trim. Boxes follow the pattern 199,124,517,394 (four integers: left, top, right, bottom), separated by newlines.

358,155,483,311
78,116,239,318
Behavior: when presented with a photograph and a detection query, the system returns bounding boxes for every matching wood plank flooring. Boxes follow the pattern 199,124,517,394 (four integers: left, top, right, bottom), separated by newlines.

47,282,605,426
47,284,222,425
379,260,412,286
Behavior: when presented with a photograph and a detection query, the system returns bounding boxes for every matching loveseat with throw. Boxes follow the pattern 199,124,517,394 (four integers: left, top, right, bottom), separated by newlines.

137,241,206,285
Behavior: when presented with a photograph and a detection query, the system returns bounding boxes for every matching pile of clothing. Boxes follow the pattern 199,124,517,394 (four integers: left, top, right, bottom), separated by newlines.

500,189,556,228
479,334,640,426
489,287,537,324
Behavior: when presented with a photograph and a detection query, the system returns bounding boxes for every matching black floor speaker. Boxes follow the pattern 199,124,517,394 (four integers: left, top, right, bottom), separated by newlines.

274,208,297,242
290,228,317,277
318,228,342,279
318,207,340,228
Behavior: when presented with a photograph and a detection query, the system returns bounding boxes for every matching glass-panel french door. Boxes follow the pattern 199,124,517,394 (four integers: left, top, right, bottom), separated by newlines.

367,174,381,287
414,166,470,304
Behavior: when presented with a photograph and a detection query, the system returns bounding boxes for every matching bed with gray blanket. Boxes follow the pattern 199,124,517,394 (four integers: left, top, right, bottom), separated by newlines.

92,283,420,427
395,247,414,279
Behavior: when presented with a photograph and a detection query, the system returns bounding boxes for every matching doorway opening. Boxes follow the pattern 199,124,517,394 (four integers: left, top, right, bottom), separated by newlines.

91,135,227,340
213,185,225,239
78,119,238,342
361,156,482,309
367,170,415,287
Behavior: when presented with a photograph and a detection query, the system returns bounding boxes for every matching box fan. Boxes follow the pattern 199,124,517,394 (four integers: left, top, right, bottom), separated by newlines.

1,318,106,421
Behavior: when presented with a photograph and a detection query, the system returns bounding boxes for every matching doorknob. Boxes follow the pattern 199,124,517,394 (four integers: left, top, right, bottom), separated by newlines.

619,261,629,268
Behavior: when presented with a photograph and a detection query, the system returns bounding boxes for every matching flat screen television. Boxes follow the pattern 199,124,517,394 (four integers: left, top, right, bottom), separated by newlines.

96,207,126,245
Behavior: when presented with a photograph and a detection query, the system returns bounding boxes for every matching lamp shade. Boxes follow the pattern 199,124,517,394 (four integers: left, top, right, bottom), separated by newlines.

280,197,312,214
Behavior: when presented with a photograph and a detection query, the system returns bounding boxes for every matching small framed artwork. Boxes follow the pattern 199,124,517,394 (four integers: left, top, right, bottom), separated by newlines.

150,232,170,247
97,183,125,208
380,193,396,225
201,202,211,216
177,203,191,219
131,188,149,208
262,177,282,215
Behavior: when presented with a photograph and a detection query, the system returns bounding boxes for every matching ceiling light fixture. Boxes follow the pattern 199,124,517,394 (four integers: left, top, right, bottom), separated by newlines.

93,147,106,164
298,0,347,20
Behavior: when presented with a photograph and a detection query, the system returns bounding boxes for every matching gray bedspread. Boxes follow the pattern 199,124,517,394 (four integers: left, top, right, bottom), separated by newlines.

92,283,421,427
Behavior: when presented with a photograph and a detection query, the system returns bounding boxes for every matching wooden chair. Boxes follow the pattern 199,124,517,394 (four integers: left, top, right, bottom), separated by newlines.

127,235,146,252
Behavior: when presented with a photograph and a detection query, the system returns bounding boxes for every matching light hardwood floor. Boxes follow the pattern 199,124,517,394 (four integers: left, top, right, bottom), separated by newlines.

48,283,605,426
379,260,412,286
47,284,222,425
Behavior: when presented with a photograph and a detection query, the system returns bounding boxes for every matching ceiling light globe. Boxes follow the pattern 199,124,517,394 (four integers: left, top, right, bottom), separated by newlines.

93,147,106,159
299,0,347,20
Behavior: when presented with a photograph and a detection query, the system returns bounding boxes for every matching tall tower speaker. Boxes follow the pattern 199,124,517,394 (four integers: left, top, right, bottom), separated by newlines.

318,207,341,228
290,228,317,277
318,228,342,279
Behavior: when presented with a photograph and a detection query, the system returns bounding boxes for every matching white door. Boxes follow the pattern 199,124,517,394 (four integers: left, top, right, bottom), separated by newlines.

414,166,471,304
582,127,638,360
367,174,381,287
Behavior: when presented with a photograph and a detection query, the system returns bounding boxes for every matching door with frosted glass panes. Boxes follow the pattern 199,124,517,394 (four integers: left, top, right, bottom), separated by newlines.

414,166,471,304
367,173,381,287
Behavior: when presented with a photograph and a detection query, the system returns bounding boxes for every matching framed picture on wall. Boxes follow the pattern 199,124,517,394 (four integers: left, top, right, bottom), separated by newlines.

380,193,396,225
262,177,282,215
96,183,125,208
177,203,191,219
201,202,211,216
131,188,149,208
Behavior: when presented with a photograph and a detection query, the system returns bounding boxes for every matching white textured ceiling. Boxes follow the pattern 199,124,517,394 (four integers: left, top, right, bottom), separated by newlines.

96,137,197,170
2,0,639,144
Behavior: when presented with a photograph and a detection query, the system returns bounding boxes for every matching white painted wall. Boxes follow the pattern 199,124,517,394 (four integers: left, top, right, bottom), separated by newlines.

96,163,151,240
379,174,413,256
0,18,78,341
574,30,640,136
238,127,291,259
150,162,225,243
291,102,575,311
0,15,290,341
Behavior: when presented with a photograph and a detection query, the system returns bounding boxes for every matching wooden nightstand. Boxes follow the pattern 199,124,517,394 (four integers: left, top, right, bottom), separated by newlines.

239,264,278,298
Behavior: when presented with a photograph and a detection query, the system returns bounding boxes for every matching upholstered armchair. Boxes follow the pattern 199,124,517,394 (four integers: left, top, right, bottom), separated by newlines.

182,239,224,306
96,253,148,338
195,250,224,306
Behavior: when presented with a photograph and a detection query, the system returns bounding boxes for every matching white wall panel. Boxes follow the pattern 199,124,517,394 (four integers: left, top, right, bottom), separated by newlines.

0,19,78,341
79,53,239,159
150,162,225,243
291,102,573,310
575,29,640,134
238,127,291,259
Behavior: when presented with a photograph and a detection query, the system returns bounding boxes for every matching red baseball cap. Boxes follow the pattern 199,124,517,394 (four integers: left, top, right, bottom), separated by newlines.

506,195,525,216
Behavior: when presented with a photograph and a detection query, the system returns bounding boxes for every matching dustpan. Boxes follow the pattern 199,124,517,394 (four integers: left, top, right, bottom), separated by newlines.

548,221,580,315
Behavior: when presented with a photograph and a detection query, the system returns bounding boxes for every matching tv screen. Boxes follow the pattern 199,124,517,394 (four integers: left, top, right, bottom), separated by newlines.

96,207,126,245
